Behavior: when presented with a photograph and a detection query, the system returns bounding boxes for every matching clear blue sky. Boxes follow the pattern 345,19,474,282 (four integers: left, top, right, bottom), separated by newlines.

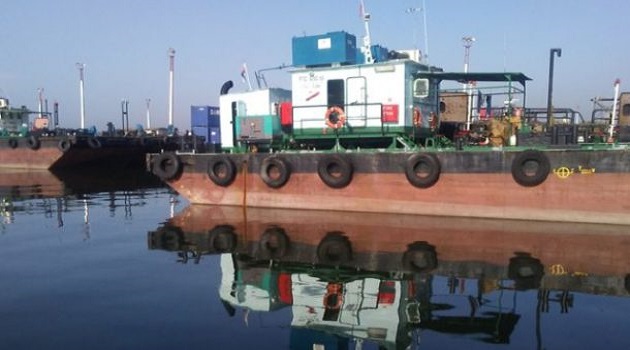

1,0,628,130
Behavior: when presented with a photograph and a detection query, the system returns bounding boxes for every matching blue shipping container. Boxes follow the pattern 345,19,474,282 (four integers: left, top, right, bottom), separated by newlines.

292,31,357,67
191,105,220,127
192,126,221,144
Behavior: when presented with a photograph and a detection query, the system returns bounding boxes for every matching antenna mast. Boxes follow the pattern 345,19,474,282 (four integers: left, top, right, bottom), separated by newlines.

359,0,373,64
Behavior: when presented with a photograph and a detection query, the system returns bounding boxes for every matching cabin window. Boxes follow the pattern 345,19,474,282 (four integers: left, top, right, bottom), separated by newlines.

413,79,429,98
327,79,345,108
623,103,630,117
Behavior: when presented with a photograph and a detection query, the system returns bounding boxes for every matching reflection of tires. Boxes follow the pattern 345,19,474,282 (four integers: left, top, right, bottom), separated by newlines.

208,225,237,254
508,254,544,290
260,156,291,188
511,150,550,187
207,156,237,187
402,241,438,273
258,227,290,259
405,153,441,188
317,233,352,265
317,155,353,189
152,152,182,181
148,227,183,251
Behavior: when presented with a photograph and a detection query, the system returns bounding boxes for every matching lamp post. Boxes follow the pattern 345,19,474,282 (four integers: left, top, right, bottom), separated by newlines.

145,98,151,129
462,36,475,130
405,0,429,63
168,48,175,127
76,62,86,129
546,48,562,128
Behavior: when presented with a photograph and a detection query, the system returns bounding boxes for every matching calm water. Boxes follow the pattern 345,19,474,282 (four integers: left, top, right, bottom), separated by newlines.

0,170,629,350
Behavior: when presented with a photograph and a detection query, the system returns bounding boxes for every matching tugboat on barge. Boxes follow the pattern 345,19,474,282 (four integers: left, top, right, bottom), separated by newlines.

149,16,630,225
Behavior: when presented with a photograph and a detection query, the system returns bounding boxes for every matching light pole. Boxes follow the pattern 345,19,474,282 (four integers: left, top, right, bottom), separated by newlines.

76,62,86,129
168,48,175,127
405,0,429,63
462,36,475,130
145,98,151,129
546,48,562,128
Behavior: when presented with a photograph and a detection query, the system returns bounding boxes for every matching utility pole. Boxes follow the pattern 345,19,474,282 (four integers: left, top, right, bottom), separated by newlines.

76,62,86,129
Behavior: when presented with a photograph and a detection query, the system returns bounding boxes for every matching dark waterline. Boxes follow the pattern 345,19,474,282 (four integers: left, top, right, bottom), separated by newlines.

0,173,628,350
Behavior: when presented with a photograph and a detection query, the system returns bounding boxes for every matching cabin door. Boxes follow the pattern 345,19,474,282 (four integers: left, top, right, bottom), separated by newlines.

346,77,368,128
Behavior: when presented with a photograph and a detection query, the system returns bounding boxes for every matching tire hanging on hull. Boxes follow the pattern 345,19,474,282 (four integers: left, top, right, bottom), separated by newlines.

405,153,441,188
317,155,353,189
27,136,40,150
57,138,72,152
260,156,291,189
152,152,182,181
87,137,102,149
8,138,18,149
207,155,237,187
511,150,550,187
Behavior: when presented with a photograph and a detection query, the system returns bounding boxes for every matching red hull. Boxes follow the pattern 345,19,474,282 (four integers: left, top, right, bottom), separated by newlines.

169,170,630,224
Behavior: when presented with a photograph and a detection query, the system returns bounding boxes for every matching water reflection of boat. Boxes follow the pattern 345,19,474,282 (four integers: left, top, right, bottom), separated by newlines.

0,168,164,200
0,168,166,228
148,205,630,348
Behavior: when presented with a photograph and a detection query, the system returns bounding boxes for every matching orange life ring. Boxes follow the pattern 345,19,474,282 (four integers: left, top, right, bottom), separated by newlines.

325,106,346,129
413,107,422,126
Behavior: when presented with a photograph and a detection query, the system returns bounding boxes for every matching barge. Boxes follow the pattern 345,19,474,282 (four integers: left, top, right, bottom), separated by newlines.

0,96,203,170
148,17,630,224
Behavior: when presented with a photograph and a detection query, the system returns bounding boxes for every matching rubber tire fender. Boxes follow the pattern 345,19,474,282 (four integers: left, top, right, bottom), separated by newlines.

511,150,550,187
405,153,441,188
152,152,182,181
87,136,102,149
317,155,353,189
207,225,238,254
260,156,291,189
317,232,352,265
207,155,237,187
258,227,290,260
27,135,41,150
58,138,71,152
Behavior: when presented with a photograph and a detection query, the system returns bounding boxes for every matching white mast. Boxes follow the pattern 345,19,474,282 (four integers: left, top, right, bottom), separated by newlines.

359,0,373,64
609,79,621,141
76,63,86,129
168,48,175,127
